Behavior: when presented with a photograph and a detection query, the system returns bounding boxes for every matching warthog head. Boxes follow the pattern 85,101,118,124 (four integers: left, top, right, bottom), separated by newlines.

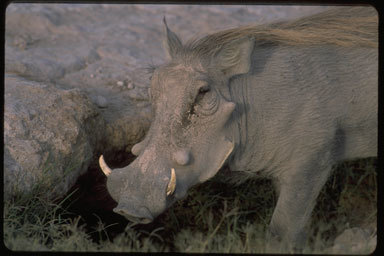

100,19,254,223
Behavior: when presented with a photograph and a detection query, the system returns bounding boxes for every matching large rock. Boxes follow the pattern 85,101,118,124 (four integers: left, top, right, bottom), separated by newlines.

4,74,105,199
4,4,329,198
5,4,328,153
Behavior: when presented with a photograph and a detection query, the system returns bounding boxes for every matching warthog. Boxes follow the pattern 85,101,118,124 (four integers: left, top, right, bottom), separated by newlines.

99,6,377,249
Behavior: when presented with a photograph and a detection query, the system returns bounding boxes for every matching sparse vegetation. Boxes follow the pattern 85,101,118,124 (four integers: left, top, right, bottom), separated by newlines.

4,158,377,253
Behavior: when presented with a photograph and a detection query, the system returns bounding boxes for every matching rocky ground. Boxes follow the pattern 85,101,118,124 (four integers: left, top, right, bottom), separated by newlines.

4,2,330,200
4,3,375,253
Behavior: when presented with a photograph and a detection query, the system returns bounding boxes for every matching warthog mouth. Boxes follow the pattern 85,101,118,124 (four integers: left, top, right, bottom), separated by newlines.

113,206,154,224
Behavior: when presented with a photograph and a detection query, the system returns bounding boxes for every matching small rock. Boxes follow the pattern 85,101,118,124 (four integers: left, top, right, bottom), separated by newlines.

328,227,376,254
95,95,108,108
90,73,94,78
116,81,124,87
127,81,134,89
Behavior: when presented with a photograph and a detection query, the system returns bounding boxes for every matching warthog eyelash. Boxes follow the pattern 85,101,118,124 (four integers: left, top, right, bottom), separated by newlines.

144,63,157,74
144,63,157,81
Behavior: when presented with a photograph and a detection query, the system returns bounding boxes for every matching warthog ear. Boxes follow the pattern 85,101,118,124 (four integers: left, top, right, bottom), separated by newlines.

163,17,183,60
214,37,254,78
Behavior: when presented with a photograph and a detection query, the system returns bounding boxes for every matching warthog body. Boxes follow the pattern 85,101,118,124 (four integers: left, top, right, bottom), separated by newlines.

100,6,377,249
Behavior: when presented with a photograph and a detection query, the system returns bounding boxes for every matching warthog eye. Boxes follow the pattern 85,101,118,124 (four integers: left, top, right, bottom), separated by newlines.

193,85,219,117
198,85,210,94
194,85,210,103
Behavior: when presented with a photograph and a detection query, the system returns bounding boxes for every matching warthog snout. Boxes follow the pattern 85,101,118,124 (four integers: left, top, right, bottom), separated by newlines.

99,155,180,222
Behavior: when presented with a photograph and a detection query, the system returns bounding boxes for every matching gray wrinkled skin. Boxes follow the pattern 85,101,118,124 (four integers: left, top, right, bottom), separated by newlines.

103,8,377,250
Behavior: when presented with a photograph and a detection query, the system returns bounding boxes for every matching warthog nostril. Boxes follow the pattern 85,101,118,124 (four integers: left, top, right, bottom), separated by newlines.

173,149,190,166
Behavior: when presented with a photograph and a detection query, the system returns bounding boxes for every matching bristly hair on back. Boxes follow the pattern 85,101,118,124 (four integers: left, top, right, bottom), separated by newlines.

144,63,157,75
184,6,378,61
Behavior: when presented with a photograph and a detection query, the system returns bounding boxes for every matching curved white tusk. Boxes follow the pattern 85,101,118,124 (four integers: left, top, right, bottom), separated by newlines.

166,168,177,196
99,155,112,177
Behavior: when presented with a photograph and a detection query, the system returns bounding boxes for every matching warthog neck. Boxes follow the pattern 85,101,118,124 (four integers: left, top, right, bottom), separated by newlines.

227,74,263,175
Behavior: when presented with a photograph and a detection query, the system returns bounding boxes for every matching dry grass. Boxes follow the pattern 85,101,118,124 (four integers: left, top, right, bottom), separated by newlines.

4,157,377,253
